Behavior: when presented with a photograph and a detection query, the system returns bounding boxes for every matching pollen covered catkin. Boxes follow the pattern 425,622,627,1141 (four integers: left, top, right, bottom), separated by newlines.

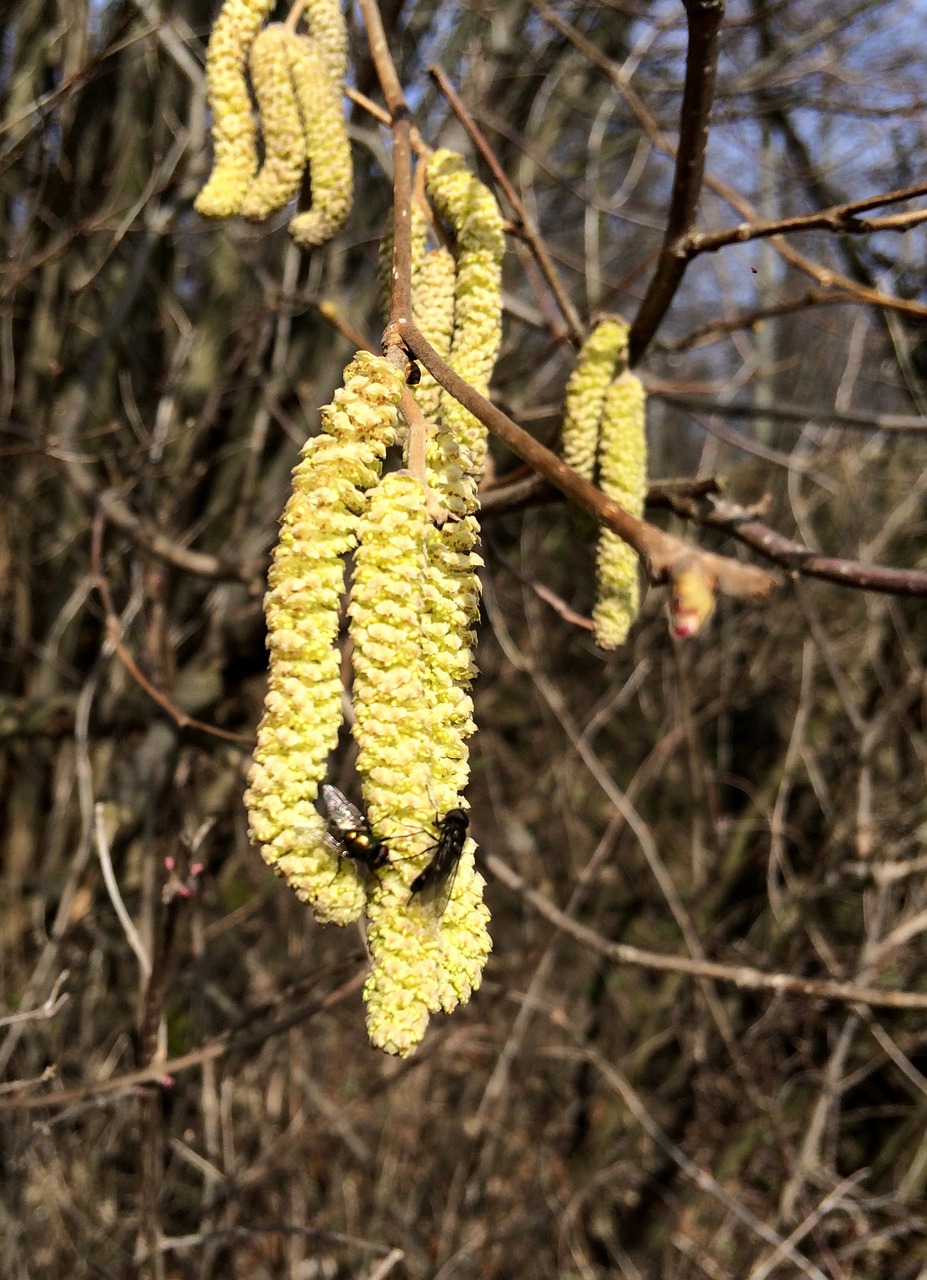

562,317,629,480
593,370,647,649
348,473,490,1056
299,0,348,81
425,149,505,477
244,353,405,925
195,0,274,218
287,33,353,248
412,246,456,422
239,24,305,221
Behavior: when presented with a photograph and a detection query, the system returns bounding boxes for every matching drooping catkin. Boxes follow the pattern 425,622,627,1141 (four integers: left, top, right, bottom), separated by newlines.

592,370,647,649
299,0,348,81
562,317,629,480
425,149,505,477
195,0,275,218
244,353,406,925
287,33,353,248
348,472,491,1057
239,24,305,221
412,246,456,422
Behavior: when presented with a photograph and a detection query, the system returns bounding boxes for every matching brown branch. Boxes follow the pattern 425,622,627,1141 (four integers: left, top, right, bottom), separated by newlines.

484,851,927,1012
654,391,927,435
91,515,255,745
427,63,584,346
399,319,779,601
355,0,405,115
532,1,927,326
626,0,726,365
684,182,927,256
660,289,846,352
356,0,428,485
654,491,927,598
0,965,365,1112
53,444,264,583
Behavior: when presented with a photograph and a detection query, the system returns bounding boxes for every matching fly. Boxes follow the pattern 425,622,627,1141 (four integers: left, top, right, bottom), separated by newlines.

409,807,469,916
319,784,390,872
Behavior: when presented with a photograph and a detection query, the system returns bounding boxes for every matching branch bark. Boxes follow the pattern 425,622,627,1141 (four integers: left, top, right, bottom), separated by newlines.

399,319,779,601
626,0,726,365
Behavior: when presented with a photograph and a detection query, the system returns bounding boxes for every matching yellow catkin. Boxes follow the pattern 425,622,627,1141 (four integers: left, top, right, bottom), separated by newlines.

412,246,456,422
244,353,405,924
592,370,648,649
287,33,353,248
425,149,505,477
561,317,629,479
349,472,491,1056
239,24,305,221
195,0,275,218
299,0,348,81
423,425,490,1018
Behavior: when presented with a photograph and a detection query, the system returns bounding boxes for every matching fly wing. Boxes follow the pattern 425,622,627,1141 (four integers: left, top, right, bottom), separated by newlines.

316,828,346,856
320,783,366,835
409,844,459,917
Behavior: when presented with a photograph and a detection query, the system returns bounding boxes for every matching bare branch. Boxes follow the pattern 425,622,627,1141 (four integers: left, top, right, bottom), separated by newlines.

627,0,726,365
684,182,927,257
655,391,927,435
399,318,780,601
485,851,927,1013
654,491,927,598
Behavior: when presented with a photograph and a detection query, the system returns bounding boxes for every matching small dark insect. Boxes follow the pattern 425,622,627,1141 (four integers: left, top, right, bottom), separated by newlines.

409,807,469,916
319,784,390,871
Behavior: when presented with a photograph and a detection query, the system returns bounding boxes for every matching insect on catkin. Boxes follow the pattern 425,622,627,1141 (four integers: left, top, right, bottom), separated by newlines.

244,353,406,925
348,472,491,1057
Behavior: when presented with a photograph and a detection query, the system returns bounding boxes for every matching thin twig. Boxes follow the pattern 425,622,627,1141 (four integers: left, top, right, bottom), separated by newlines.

654,391,927,435
91,515,254,744
95,802,152,979
0,968,366,1112
550,1046,830,1280
684,181,927,257
0,973,69,1030
654,491,927,598
483,851,927,1012
532,0,927,326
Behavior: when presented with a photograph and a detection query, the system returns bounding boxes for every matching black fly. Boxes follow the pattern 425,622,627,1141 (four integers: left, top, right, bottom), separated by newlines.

319,784,390,872
408,807,469,916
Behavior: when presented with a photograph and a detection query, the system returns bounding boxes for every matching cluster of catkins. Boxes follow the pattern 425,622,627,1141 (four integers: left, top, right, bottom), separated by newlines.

195,0,351,247
244,149,504,1057
561,318,648,648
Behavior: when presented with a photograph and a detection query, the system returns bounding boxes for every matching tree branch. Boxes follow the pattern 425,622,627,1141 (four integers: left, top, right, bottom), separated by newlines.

627,0,726,365
485,850,927,1013
654,391,927,435
399,319,779,601
684,182,927,257
654,491,927,598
